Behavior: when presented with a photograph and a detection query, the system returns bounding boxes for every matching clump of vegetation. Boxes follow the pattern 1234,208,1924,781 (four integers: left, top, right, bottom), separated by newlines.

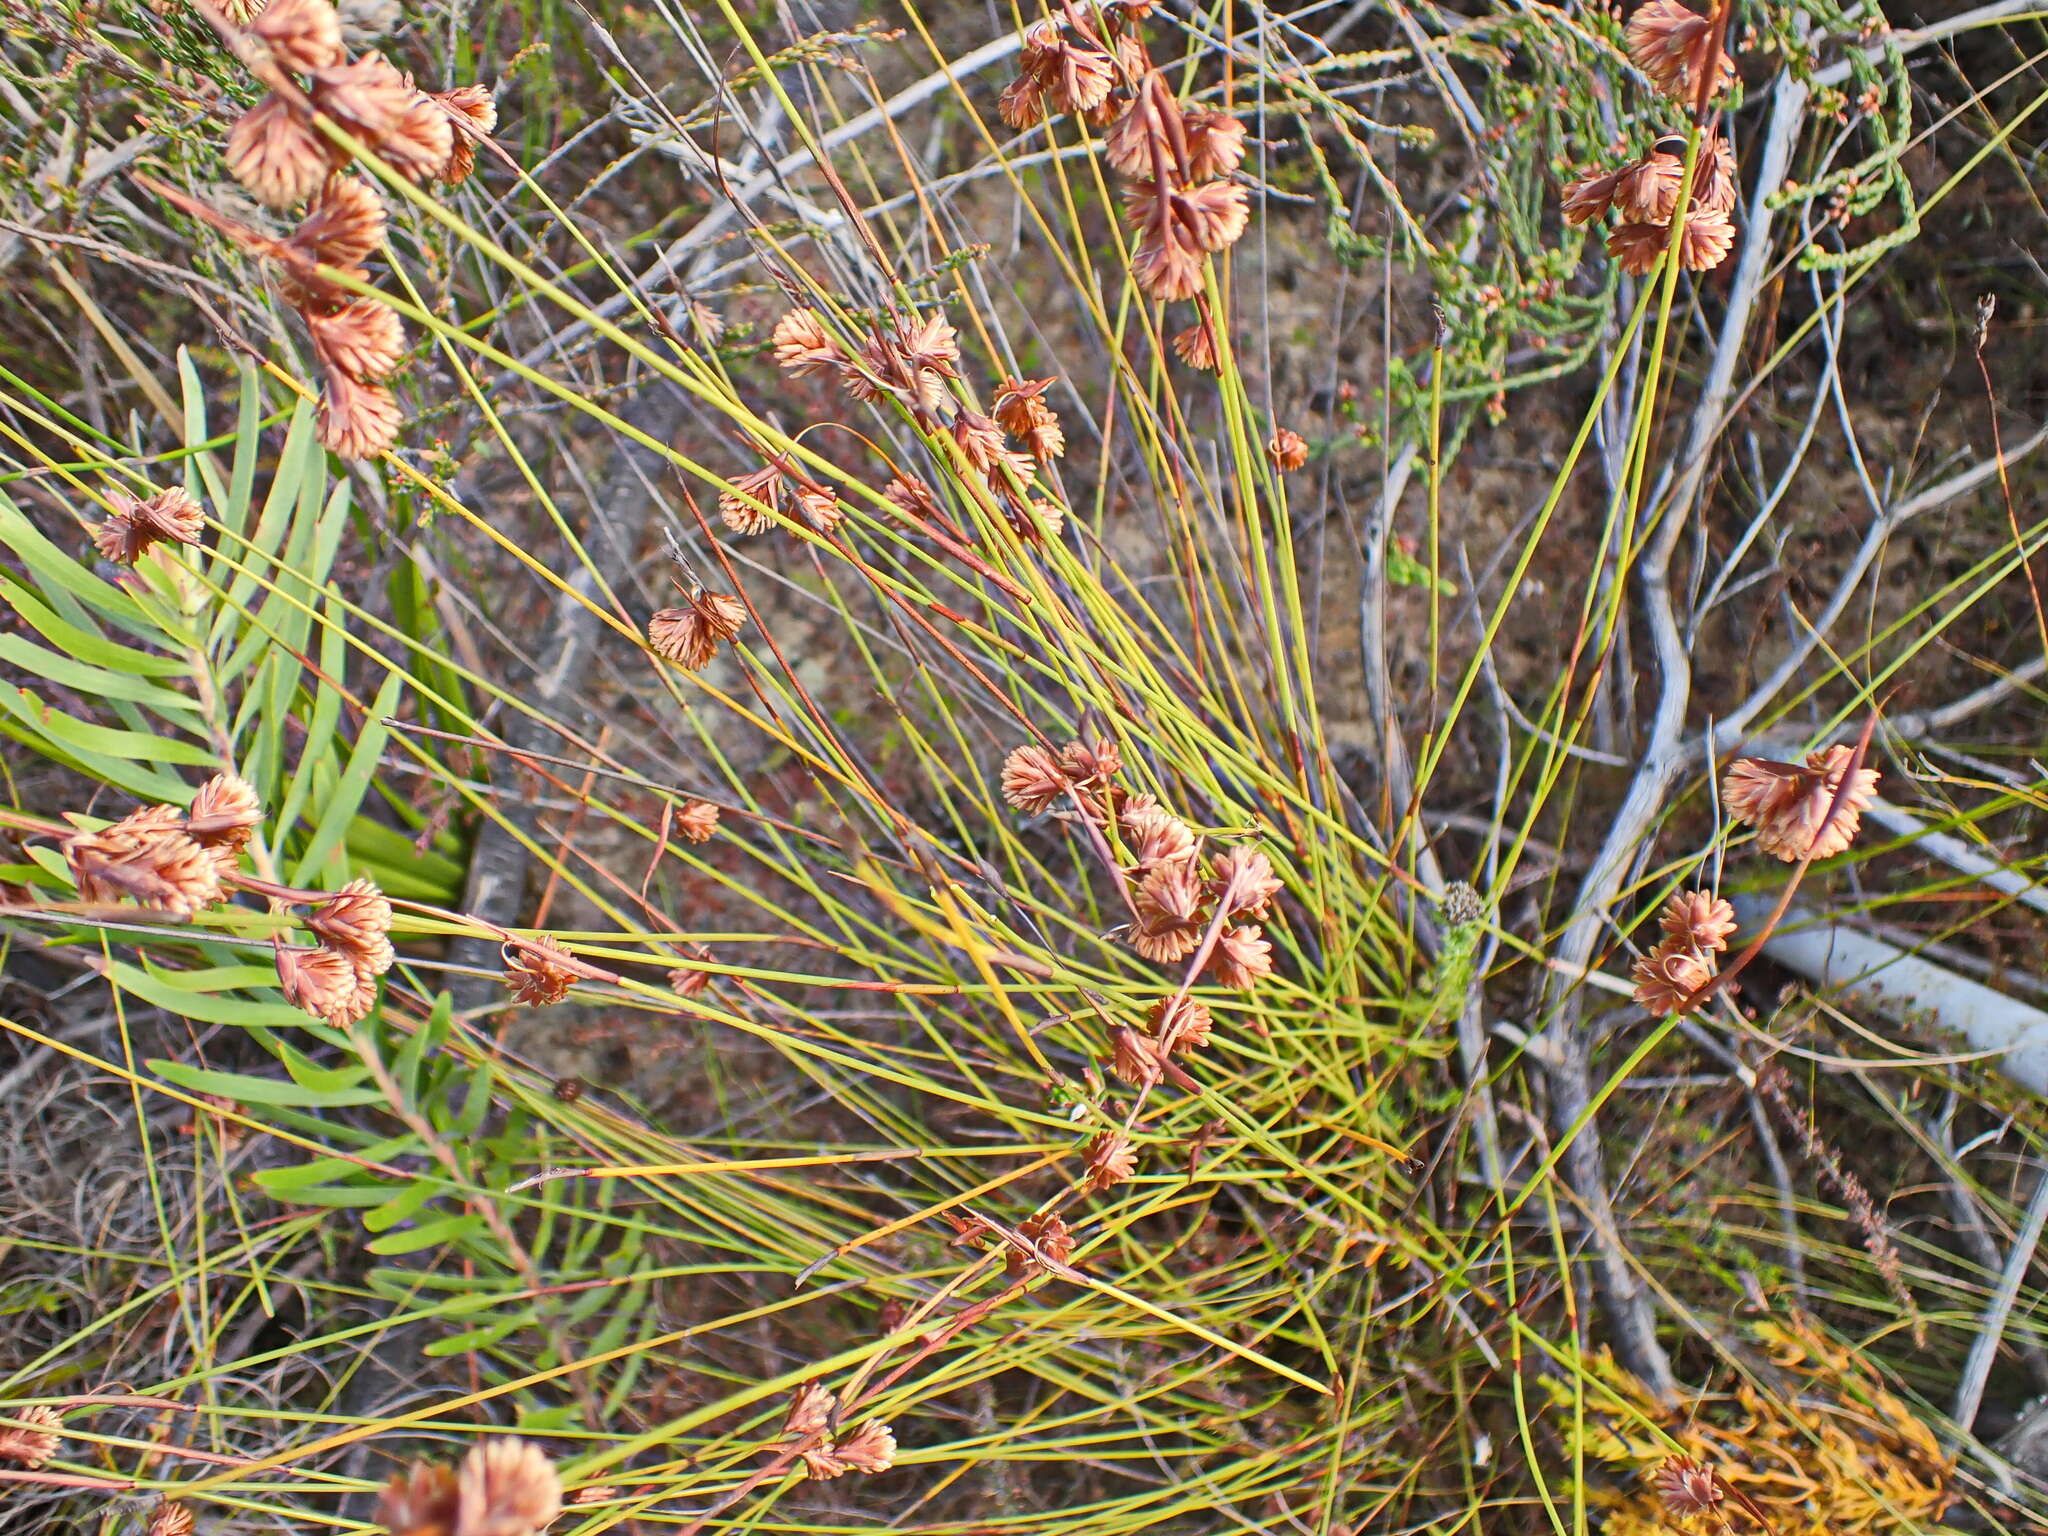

3,0,2047,1531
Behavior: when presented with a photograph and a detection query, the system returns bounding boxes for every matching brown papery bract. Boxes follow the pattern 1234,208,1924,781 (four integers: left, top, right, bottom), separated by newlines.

1723,744,1879,862
249,0,344,73
226,94,333,208
317,368,401,458
503,935,579,1007
307,297,406,381
93,486,205,564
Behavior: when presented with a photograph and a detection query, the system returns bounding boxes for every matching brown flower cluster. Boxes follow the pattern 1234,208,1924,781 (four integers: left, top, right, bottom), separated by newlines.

778,1385,897,1480
195,0,494,458
0,1405,62,1468
92,485,205,564
713,454,848,540
276,874,393,1025
1083,1129,1138,1192
999,735,1124,819
1006,1210,1076,1278
60,772,262,914
766,307,1064,535
647,587,747,671
1650,1455,1725,1518
1124,812,1282,987
1722,744,1878,863
1562,129,1738,276
379,1437,561,1536
1625,0,1737,105
999,6,1250,308
1267,427,1308,472
502,933,581,1007
1630,888,1735,1016
999,738,1283,985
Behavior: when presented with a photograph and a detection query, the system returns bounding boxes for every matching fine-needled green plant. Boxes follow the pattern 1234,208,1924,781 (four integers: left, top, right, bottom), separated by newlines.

4,0,2048,1533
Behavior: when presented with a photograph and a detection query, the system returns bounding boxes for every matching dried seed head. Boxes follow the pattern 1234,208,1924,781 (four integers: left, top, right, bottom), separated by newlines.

993,377,1066,462
1214,845,1282,917
1695,131,1739,213
1650,1455,1725,1518
900,311,960,376
1006,496,1065,542
998,20,1060,127
1267,427,1309,472
1001,743,1070,815
1659,889,1736,953
1559,167,1623,226
1150,992,1213,1052
1178,179,1250,252
784,1382,837,1438
1135,858,1204,926
276,943,359,1022
310,54,416,139
378,91,457,182
1108,1025,1166,1085
1210,924,1273,989
668,954,713,997
309,877,395,975
1008,1211,1076,1276
798,1444,854,1481
333,962,381,1026
457,1438,562,1536
379,1461,458,1536
881,474,937,522
1103,71,1181,180
1058,736,1121,784
1120,798,1198,867
290,174,386,270
503,936,578,1007
1045,38,1117,117
793,482,844,534
308,298,406,382
771,310,847,378
94,485,205,564
718,465,785,536
65,806,224,914
250,0,344,72
187,773,263,858
432,83,497,184
145,1500,195,1536
317,369,401,459
1183,110,1247,180
1723,745,1879,862
1614,152,1685,224
1128,915,1204,965
833,1420,897,1475
1171,317,1219,370
1084,1130,1138,1192
648,590,747,671
1607,206,1736,275
1625,0,1736,103
951,410,1012,476
227,94,333,208
0,1405,62,1468
675,800,720,843
1630,940,1716,1016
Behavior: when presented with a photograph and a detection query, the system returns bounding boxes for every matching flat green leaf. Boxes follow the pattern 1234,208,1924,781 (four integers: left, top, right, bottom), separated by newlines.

109,960,311,1030
364,1213,486,1256
291,671,403,884
149,1060,386,1108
